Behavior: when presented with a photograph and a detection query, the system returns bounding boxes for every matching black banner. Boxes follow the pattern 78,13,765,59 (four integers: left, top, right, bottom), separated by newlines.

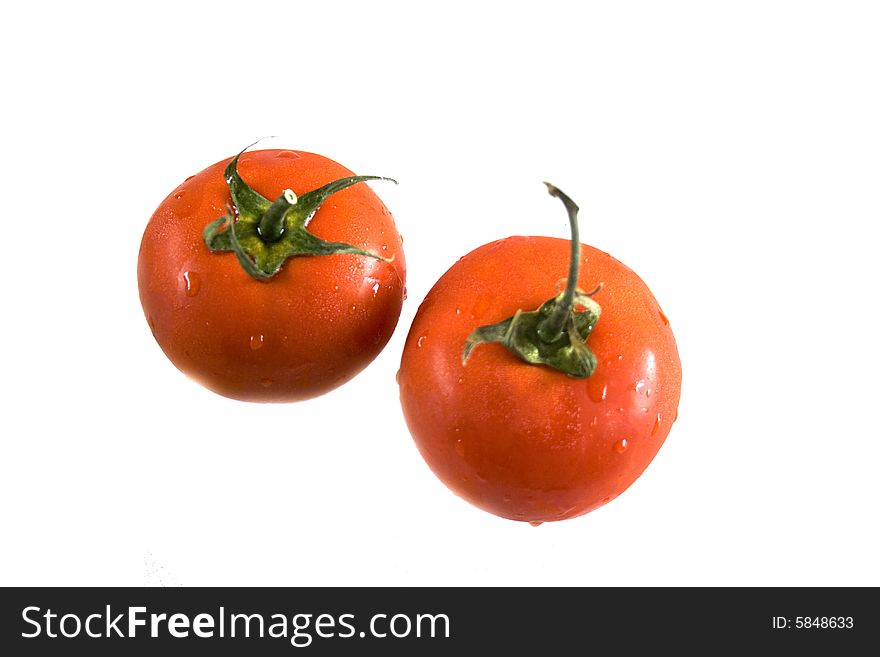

0,587,874,654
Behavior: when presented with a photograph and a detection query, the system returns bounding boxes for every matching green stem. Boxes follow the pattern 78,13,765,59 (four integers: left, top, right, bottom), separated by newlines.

537,182,580,343
257,189,297,242
462,182,602,379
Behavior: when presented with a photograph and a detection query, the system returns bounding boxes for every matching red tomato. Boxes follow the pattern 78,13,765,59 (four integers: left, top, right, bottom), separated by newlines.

398,185,680,523
138,148,405,402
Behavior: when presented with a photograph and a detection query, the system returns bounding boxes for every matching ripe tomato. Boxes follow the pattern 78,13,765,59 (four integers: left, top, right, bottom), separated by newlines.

138,147,405,402
398,185,680,523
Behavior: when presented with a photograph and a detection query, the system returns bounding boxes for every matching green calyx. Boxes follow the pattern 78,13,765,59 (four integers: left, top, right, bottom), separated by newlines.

203,146,396,280
462,183,602,378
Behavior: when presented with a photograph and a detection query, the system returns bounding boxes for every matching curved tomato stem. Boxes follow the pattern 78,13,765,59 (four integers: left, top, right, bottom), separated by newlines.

202,144,397,281
462,183,602,378
537,183,581,343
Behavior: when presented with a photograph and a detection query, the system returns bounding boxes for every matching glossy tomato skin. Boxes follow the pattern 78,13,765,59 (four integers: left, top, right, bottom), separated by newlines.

398,236,680,522
138,149,406,402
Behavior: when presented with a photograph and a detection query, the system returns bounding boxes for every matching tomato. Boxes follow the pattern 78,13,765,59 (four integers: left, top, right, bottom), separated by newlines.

138,147,405,402
398,185,680,523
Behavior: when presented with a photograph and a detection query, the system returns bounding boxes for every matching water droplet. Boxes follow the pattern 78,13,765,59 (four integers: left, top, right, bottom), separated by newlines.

454,440,465,456
457,377,463,384
402,286,408,300
588,378,608,403
652,412,662,435
658,308,670,327
351,304,357,311
275,150,301,159
172,187,200,214
590,416,598,427
249,334,264,350
184,175,195,182
182,271,201,297
634,380,646,394
333,285,339,292
395,369,401,384
601,495,612,504
381,244,387,251
147,317,157,336
260,378,274,387
613,439,629,454
673,408,679,422
503,494,512,502
455,307,461,315
529,521,543,527
417,334,427,347
371,282,380,296
617,354,623,361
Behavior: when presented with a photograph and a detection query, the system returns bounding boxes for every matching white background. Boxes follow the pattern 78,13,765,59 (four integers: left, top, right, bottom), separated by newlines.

1,1,878,586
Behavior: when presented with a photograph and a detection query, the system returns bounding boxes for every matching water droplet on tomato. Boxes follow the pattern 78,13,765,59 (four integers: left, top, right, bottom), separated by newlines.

588,378,608,403
590,416,598,427
184,175,195,182
673,408,679,422
652,412,662,435
402,287,408,300
147,317,157,336
454,439,465,456
249,334,264,350
658,308,670,327
613,439,629,453
351,304,357,311
275,150,301,159
371,282,380,296
455,307,461,315
182,271,201,297
395,369,401,384
529,521,543,527
417,334,427,347
172,187,200,214
634,380,646,394
381,244,387,251
333,284,339,292
260,378,273,387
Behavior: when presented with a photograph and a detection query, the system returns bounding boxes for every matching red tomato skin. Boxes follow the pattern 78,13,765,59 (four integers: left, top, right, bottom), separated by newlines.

138,149,406,402
398,236,681,522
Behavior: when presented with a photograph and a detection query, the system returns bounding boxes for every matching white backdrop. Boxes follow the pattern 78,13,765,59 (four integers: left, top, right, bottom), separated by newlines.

2,1,878,586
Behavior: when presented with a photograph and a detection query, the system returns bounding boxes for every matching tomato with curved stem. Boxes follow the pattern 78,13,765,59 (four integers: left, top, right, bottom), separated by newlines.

398,184,681,523
138,146,405,402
